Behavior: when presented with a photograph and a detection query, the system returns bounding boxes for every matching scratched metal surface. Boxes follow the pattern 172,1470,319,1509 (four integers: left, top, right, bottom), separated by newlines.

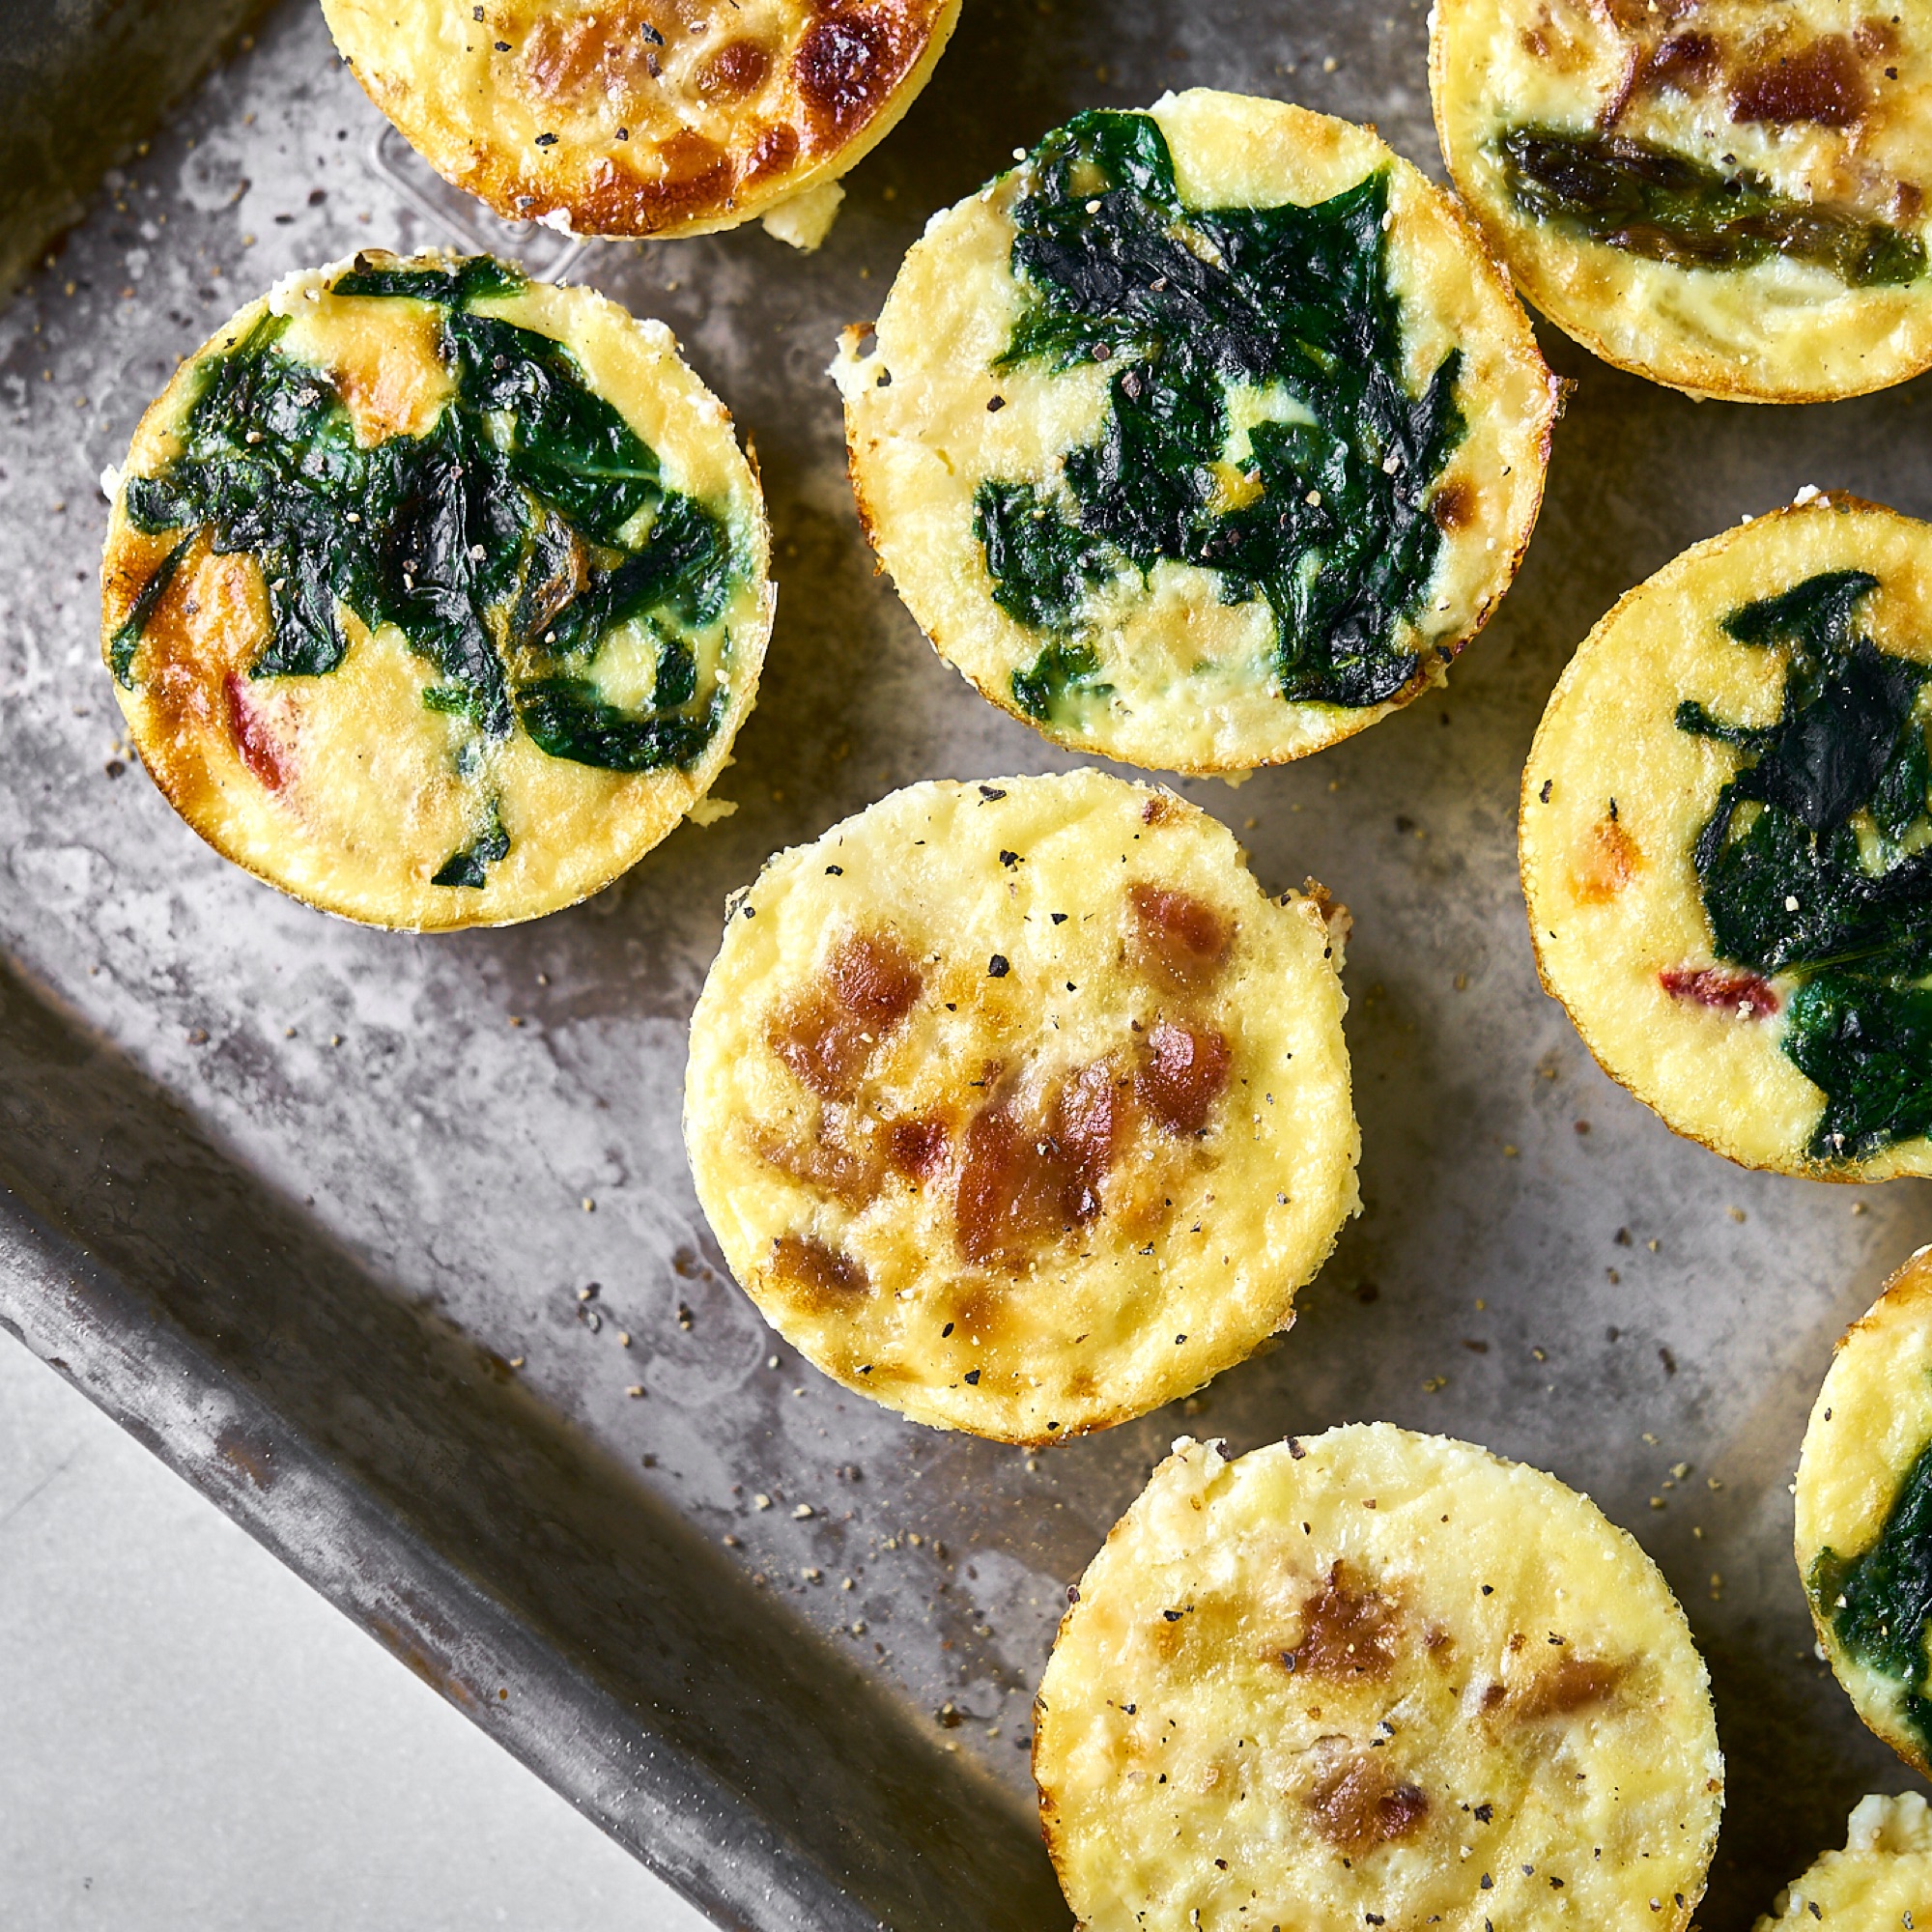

1,1,1929,1925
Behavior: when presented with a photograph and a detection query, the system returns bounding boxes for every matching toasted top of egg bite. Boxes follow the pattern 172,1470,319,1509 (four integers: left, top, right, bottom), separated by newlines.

321,0,960,245
100,250,772,930
1520,494,1932,1179
1432,0,1932,400
1756,1793,1932,1928
683,769,1359,1443
836,88,1558,775
1035,1428,1723,1932
1798,1246,1932,1778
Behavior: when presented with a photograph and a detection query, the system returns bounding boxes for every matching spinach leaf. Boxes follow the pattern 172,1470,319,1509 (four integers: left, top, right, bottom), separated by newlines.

1680,569,1932,1156
518,680,724,773
431,809,511,890
108,534,193,687
1497,128,1926,288
1812,1434,1932,1757
979,110,1467,713
1011,640,1110,724
331,257,526,305
110,255,745,824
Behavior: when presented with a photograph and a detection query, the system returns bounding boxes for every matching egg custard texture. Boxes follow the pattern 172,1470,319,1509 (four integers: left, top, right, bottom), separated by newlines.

1797,1247,1932,1776
1520,495,1932,1179
835,90,1558,776
101,252,772,930
682,770,1358,1443
1757,1793,1932,1927
321,0,959,245
1432,0,1932,401
1034,1428,1723,1932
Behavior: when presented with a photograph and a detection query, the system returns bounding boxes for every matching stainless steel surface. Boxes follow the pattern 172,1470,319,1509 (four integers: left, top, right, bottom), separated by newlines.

1,2,1928,1925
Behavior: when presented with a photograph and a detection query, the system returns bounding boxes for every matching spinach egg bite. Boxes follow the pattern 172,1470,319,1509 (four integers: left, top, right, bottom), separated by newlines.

682,770,1358,1444
834,90,1558,776
1756,1794,1932,1928
1431,0,1932,401
100,251,771,931
321,0,959,247
1797,1247,1932,1777
1521,495,1932,1179
1033,1428,1723,1932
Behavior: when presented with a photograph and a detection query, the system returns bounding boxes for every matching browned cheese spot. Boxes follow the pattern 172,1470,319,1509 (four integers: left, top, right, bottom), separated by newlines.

1855,16,1900,58
1141,793,1178,828
1135,1019,1232,1138
1512,1654,1629,1722
793,6,910,149
742,120,801,183
768,1233,870,1311
887,1116,949,1182
954,1061,1121,1269
1289,1562,1400,1683
523,4,671,106
1307,1756,1430,1856
1730,33,1868,128
1573,814,1641,903
694,35,772,100
1431,479,1476,533
769,929,923,1101
755,1111,884,1212
1126,883,1233,992
1639,30,1720,95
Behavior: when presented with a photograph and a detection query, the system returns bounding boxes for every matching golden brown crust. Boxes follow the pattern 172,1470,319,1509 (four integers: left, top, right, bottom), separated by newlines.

1432,0,1932,401
100,254,773,931
322,0,961,241
1520,492,1932,1180
836,90,1561,775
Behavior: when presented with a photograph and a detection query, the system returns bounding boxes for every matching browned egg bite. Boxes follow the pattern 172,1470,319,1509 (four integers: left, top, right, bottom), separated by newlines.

322,0,961,249
683,769,1359,1443
1035,1428,1723,1932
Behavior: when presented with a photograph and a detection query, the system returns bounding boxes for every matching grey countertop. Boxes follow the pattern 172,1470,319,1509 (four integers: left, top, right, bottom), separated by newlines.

0,1330,710,1930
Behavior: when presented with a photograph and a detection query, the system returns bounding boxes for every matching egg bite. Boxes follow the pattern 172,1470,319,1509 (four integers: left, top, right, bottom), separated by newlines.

100,250,772,930
321,0,960,248
1756,1794,1932,1928
1034,1428,1723,1932
1431,0,1932,401
1520,494,1932,1179
1797,1246,1932,1776
682,769,1358,1444
834,89,1558,776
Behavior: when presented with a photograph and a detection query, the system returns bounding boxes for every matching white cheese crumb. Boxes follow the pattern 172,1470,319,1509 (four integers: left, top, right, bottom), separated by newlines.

537,208,576,235
761,180,845,252
1792,483,1823,506
688,795,738,828
1785,895,1800,911
99,464,121,501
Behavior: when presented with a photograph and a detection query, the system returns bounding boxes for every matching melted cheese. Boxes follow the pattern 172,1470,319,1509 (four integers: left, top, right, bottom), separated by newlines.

1433,0,1932,399
321,0,959,242
1519,494,1932,1179
1796,1247,1932,1775
1757,1794,1932,1926
100,253,773,931
1035,1429,1723,1932
835,88,1558,776
682,769,1359,1443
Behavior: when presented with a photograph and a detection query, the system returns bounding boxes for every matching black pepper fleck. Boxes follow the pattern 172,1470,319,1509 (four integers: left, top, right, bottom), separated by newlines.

979,784,1007,800
964,1369,981,1384
988,954,1010,977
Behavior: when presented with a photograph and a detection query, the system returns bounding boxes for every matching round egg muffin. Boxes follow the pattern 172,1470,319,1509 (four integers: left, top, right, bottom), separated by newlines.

1757,1794,1932,1928
101,250,772,930
321,0,960,247
1431,0,1932,401
835,89,1559,776
1797,1246,1932,1776
1034,1428,1724,1932
683,769,1359,1443
1521,494,1932,1179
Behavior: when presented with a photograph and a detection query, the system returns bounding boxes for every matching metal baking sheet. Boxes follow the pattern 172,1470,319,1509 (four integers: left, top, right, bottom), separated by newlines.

3,2,1929,1925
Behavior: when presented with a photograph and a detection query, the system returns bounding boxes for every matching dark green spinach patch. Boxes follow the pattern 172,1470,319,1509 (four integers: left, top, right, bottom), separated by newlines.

115,255,743,885
976,109,1466,717
1811,1434,1932,1758
1679,569,1932,1157
1497,128,1926,288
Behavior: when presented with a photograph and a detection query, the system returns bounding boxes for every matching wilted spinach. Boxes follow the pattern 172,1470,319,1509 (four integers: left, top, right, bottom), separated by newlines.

977,109,1466,717
114,255,744,886
1810,1434,1932,1758
1498,128,1926,288
1680,569,1932,1157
